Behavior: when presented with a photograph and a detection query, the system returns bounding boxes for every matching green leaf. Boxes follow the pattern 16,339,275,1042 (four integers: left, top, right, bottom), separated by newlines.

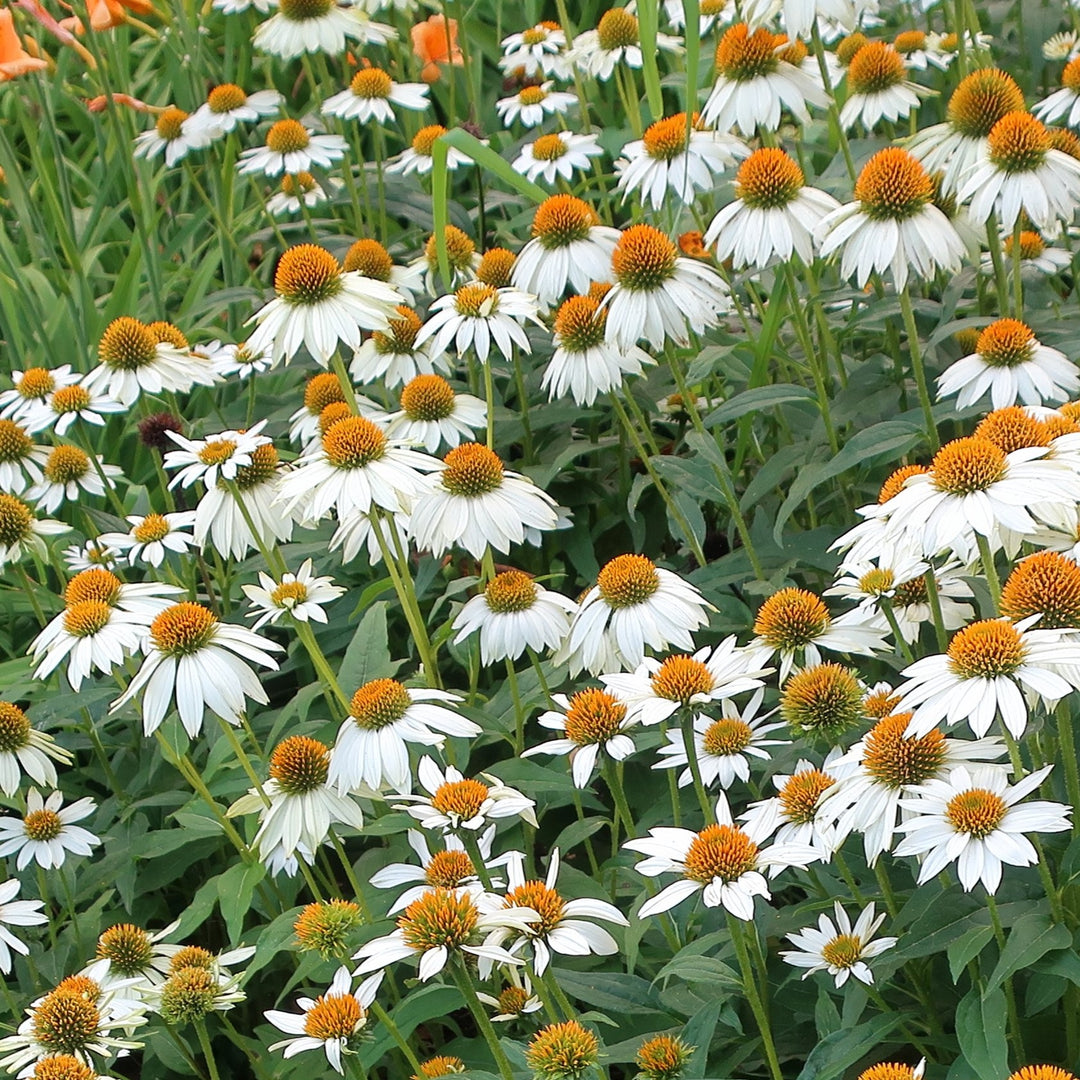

437,128,548,203
637,0,664,121
704,384,816,426
337,601,394,691
957,987,1008,1080
655,953,741,991
948,925,995,984
682,1000,725,1079
556,970,668,1014
984,912,1071,997
431,138,452,290
796,1015,900,1080
217,861,265,945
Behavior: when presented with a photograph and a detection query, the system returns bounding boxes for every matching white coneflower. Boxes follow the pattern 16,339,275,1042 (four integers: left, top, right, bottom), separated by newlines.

704,146,840,269
1034,56,1080,128
110,602,283,737
163,420,271,490
410,443,561,559
513,131,604,185
352,887,537,982
479,848,628,976
133,106,210,166
937,318,1079,410
895,764,1070,892
894,29,954,72
198,339,276,380
543,292,652,406
329,677,480,794
0,366,78,422
702,22,828,135
558,554,713,675
23,382,124,437
0,880,46,974
0,493,68,569
241,559,346,630
600,639,770,727
603,224,729,351
0,420,49,494
979,229,1072,278
495,82,577,128
350,304,448,388
570,6,682,81
229,736,365,867
906,68,1025,195
839,42,927,131
0,789,99,870
85,316,217,406
0,701,71,798
253,0,392,59
384,374,486,453
749,586,887,682
880,435,1080,562
782,902,897,987
276,414,439,522
817,147,965,291
625,792,821,920
663,0,737,36
187,83,282,139
246,243,403,366
265,967,380,1074
816,710,1006,863
387,124,474,176
652,688,789,789
236,118,347,176
322,66,429,123
960,111,1080,232
523,687,637,788
452,568,576,664
615,111,748,211
499,22,568,77
1043,31,1080,62
897,616,1080,739
511,195,620,311
415,283,543,366
26,445,122,515
394,756,537,833
266,171,336,216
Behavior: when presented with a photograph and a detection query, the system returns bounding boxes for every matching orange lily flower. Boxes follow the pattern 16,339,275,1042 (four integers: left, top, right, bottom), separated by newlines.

0,7,47,79
410,13,462,83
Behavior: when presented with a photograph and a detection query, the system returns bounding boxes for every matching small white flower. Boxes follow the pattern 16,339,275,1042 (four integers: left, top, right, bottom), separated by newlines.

187,85,282,139
387,124,476,176
452,568,576,665
133,107,211,166
895,764,1071,892
513,131,604,185
253,3,393,59
164,420,271,489
266,172,338,216
385,374,486,454
0,701,71,798
199,339,276,380
329,677,480,795
237,118,348,177
322,67,429,123
558,554,713,676
625,792,821,921
570,6,682,81
523,688,637,788
395,756,538,833
839,42,928,131
499,23,568,78
495,82,577,128
23,383,125,438
652,688,789,790
781,902,897,987
266,967,381,1074
0,789,100,871
416,284,543,366
937,318,1080,411
0,366,79,422
0,880,46,974
896,615,1080,740
1034,57,1080,132
242,559,345,630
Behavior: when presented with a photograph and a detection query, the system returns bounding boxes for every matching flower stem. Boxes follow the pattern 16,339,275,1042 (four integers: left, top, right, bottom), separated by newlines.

1011,218,1023,318
897,288,940,453
727,914,783,1080
368,1000,424,1077
1055,699,1080,837
450,960,516,1080
923,568,949,652
986,218,1009,317
194,1020,222,1080
461,829,496,891
679,711,714,823
986,893,1026,1063
878,598,915,664
330,352,362,415
505,657,526,755
975,532,1001,609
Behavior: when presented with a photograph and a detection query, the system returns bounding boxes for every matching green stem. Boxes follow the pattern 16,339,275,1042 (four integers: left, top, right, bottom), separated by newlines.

194,1020,222,1080
897,288,940,453
727,915,783,1080
1056,698,1080,837
976,532,1001,609
986,893,1025,1063
330,830,373,922
461,829,495,891
331,352,362,414
1011,218,1023,318
369,1001,424,1075
505,658,526,755
679,711,714,823
923,568,949,652
986,218,1009,317
879,598,915,664
450,961,515,1080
